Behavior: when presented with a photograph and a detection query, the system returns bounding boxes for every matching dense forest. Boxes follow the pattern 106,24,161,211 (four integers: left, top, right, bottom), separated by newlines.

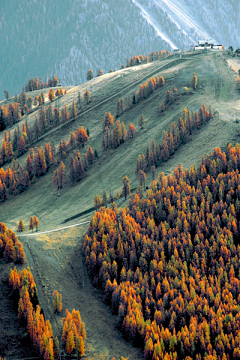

84,143,240,359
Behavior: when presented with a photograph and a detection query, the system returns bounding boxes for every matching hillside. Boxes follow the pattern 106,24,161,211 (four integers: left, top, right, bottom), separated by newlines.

0,50,240,359
1,0,239,99
0,50,239,231
0,0,167,97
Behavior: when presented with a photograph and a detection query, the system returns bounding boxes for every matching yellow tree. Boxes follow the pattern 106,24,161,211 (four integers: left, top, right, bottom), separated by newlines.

18,219,25,233
48,88,55,103
66,330,75,354
52,290,62,312
191,72,197,90
33,215,39,232
102,112,114,131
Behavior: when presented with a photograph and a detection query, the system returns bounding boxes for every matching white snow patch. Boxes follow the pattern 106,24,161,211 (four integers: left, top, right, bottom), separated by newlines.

132,0,178,49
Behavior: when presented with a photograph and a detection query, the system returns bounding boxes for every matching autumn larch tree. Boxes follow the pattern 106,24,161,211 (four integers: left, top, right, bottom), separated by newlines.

52,290,62,312
97,70,104,76
18,219,25,233
127,123,135,138
191,72,197,90
70,100,77,120
121,176,130,200
48,88,55,103
76,126,89,148
84,90,91,105
53,169,59,189
29,216,34,232
33,215,39,232
103,112,114,131
87,70,94,80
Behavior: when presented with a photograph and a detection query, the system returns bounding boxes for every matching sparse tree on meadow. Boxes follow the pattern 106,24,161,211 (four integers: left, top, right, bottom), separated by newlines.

18,219,25,233
29,216,34,232
116,190,120,200
127,123,135,138
76,126,89,148
138,114,146,129
84,90,91,104
121,176,130,200
33,215,39,232
191,72,197,90
138,169,146,189
102,190,108,207
102,112,114,131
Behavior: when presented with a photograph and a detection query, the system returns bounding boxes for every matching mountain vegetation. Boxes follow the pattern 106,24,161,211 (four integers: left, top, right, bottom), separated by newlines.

84,144,240,360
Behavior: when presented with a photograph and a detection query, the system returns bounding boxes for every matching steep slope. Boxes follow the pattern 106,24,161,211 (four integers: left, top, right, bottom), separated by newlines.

135,0,240,49
0,0,169,97
0,51,239,232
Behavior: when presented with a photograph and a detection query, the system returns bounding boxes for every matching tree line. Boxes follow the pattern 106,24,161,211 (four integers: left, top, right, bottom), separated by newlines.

0,124,90,202
126,50,171,68
0,222,25,263
136,104,213,176
84,143,240,360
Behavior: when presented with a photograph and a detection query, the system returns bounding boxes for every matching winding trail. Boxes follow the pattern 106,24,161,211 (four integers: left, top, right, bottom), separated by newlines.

18,220,90,236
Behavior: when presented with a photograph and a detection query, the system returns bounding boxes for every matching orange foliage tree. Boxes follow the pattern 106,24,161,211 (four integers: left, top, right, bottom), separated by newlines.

84,143,240,359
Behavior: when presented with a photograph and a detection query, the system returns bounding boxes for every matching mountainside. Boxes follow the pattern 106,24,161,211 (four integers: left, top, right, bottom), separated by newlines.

135,0,240,50
1,1,239,99
0,0,166,97
0,47,240,358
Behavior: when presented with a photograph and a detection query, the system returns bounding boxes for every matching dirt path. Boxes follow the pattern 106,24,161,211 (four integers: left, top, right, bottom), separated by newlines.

20,225,144,360
18,220,90,236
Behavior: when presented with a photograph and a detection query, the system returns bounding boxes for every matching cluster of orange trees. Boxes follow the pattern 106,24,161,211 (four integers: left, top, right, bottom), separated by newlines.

0,222,25,263
62,309,86,356
136,105,213,175
24,75,59,92
134,75,165,104
0,99,78,166
102,117,135,151
9,267,55,359
0,124,89,202
127,50,170,67
84,143,240,360
0,102,22,130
